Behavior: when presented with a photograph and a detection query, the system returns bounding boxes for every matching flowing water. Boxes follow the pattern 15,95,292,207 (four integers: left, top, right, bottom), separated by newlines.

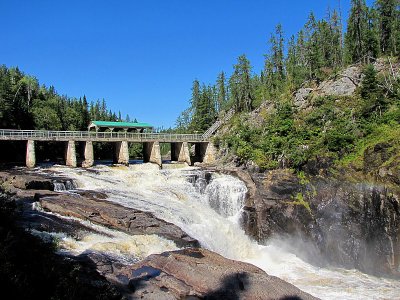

32,163,400,300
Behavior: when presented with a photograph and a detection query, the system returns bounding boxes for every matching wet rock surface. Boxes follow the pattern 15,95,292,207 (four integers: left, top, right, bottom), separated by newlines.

233,167,400,277
0,170,54,190
0,169,199,248
38,191,199,248
0,169,74,192
90,248,319,300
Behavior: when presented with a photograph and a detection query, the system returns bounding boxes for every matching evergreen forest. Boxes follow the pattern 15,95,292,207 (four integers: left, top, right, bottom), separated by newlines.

0,66,138,162
176,0,400,171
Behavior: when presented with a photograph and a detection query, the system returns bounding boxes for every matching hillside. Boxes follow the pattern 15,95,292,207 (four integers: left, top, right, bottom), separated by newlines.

176,1,400,180
214,58,400,184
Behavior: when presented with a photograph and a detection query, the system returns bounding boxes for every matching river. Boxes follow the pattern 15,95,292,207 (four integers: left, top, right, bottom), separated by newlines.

32,163,400,299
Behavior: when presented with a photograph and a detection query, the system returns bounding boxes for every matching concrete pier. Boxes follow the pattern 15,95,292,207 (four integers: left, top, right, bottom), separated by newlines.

171,142,191,165
195,142,216,164
143,141,162,166
114,141,129,165
65,141,77,167
26,140,36,168
82,141,94,168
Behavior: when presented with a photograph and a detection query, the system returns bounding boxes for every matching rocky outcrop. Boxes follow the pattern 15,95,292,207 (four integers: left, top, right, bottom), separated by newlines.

0,169,198,248
38,191,199,248
88,247,319,300
292,65,362,110
238,168,400,277
310,178,400,276
0,169,76,192
0,171,54,190
294,88,313,109
318,65,362,96
363,142,400,185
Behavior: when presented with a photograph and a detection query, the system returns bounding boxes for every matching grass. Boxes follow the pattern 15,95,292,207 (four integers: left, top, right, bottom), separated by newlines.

286,192,312,215
338,123,400,170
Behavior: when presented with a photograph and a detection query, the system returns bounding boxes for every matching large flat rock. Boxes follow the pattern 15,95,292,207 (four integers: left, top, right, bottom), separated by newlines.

101,248,319,299
38,191,199,248
0,170,54,190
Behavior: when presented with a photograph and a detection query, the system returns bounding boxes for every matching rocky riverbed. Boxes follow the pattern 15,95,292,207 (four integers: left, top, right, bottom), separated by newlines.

0,168,319,300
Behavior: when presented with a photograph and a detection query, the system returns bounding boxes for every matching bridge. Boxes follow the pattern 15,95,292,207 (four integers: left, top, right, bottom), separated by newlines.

0,109,234,168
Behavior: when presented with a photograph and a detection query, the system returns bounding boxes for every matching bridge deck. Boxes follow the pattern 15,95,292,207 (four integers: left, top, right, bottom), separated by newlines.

0,129,207,143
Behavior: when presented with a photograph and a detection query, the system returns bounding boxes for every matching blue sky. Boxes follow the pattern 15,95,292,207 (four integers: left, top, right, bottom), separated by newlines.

0,0,373,128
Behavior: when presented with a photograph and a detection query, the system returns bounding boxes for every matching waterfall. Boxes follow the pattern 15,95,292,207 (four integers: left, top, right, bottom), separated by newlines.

204,175,246,217
53,179,77,192
187,171,247,217
33,164,400,300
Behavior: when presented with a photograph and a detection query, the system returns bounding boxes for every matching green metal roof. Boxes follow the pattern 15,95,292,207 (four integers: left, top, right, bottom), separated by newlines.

90,121,153,128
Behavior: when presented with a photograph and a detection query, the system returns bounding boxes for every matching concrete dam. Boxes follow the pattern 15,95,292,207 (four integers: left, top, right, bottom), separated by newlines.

0,129,216,168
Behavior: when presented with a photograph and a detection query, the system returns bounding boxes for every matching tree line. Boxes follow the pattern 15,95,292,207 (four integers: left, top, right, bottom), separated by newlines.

0,66,139,162
176,0,400,133
0,65,136,131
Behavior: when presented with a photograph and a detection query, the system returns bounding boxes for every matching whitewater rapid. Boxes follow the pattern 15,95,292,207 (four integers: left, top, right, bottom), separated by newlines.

34,164,400,300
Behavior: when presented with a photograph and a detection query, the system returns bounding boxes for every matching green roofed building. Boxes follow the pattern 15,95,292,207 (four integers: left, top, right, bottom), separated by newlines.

88,120,154,133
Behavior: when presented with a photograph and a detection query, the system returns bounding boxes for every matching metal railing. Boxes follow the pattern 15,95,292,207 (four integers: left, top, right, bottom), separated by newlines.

0,129,206,142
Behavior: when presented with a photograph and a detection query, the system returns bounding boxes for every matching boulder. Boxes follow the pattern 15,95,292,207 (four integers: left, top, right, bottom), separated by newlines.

97,248,319,300
318,66,362,96
0,171,54,190
294,88,313,109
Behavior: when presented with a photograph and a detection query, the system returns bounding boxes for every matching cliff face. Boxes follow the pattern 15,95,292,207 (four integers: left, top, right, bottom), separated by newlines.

239,165,400,277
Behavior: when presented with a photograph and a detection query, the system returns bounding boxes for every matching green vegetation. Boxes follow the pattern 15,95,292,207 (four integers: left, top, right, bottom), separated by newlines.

0,66,124,131
177,0,400,173
339,123,400,169
0,66,141,162
287,192,312,215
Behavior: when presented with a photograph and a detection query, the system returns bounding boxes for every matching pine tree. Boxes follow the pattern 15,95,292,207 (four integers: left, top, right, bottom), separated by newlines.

345,0,370,63
304,13,324,79
264,24,286,95
286,34,308,90
81,95,90,129
396,2,400,57
229,55,254,112
190,79,201,109
360,64,384,116
376,0,397,55
286,35,297,89
189,80,202,132
216,71,227,112
366,7,380,59
175,108,192,133
263,54,274,95
328,9,344,68
270,24,285,81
